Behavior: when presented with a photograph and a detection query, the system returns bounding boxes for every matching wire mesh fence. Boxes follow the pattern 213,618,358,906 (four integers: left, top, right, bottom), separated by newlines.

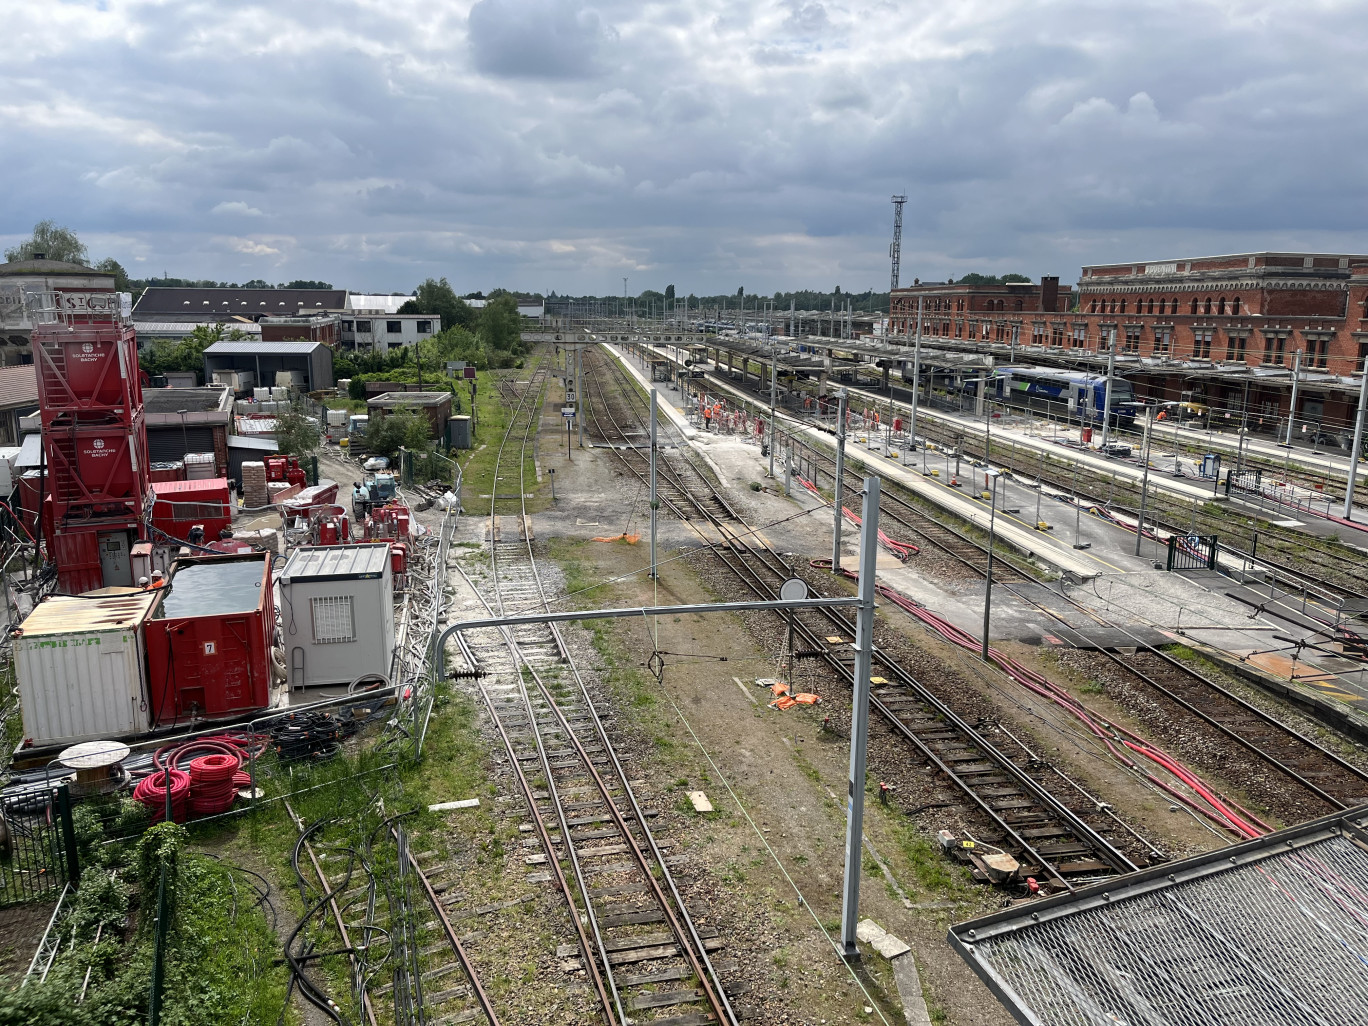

0,782,78,906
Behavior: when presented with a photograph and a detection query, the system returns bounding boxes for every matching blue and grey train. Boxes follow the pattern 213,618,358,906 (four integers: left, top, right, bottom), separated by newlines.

977,366,1140,427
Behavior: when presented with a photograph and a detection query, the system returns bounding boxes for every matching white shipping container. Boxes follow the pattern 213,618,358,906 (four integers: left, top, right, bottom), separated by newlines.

14,593,159,747
0,446,20,494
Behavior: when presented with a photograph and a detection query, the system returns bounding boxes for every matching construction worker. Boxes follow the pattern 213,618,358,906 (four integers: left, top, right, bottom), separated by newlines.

144,571,166,591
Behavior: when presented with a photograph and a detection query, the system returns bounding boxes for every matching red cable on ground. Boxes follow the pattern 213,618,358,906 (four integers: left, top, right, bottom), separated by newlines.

798,478,918,560
811,559,1267,840
133,769,191,823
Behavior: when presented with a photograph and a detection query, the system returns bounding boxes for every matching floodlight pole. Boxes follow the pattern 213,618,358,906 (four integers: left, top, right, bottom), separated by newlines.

981,472,998,661
649,389,659,578
1284,348,1303,446
577,345,585,448
841,475,881,960
833,389,848,573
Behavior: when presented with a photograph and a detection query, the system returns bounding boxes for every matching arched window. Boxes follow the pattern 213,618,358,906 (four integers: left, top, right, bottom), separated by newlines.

1190,298,1199,316
1203,297,1212,315
1218,297,1226,315
1232,296,1241,315
1015,298,1023,311
1120,298,1127,314
1146,298,1154,315
1090,299,1098,313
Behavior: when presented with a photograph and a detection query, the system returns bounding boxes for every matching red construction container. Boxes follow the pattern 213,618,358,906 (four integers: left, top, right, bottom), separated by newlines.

43,417,149,517
144,553,276,727
32,323,142,417
50,530,104,596
150,478,232,544
18,470,44,536
149,463,185,484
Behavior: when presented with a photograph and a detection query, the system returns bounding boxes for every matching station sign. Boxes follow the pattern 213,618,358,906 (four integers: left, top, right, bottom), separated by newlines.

561,407,576,418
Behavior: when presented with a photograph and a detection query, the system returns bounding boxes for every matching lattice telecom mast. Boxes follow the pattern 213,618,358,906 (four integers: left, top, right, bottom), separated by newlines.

889,194,907,293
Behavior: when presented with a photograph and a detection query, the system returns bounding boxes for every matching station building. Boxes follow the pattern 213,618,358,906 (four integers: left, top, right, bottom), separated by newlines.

889,253,1368,443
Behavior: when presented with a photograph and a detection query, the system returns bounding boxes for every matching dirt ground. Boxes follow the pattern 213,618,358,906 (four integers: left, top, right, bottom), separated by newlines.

317,357,1254,1025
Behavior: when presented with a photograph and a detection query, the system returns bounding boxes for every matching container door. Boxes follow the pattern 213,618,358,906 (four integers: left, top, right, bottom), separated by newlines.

98,531,133,587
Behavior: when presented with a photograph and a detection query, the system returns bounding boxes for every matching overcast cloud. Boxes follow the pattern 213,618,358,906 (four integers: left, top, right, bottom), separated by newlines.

1,0,1363,295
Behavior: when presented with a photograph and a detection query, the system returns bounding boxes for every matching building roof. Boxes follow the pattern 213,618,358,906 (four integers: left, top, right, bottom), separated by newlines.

368,391,452,407
347,294,411,314
281,543,391,581
134,321,262,336
0,364,38,409
204,340,326,355
133,286,348,321
0,258,105,277
143,385,232,415
17,592,159,636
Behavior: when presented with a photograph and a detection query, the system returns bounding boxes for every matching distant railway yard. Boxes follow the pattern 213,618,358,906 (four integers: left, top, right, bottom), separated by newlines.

8,333,1368,1025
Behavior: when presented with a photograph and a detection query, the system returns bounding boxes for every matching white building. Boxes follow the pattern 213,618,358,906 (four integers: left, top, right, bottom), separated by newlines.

341,309,440,352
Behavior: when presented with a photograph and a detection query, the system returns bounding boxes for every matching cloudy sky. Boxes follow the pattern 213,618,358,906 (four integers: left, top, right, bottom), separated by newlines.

2,0,1363,296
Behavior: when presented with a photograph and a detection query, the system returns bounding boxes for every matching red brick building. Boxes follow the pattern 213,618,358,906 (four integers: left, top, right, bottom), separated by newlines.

889,253,1368,441
889,276,1073,342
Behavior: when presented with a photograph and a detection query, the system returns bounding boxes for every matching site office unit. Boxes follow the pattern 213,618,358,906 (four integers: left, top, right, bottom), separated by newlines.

143,553,277,728
279,544,395,689
12,590,160,750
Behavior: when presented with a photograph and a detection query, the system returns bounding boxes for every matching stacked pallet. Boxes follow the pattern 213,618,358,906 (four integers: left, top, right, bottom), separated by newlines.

241,462,269,509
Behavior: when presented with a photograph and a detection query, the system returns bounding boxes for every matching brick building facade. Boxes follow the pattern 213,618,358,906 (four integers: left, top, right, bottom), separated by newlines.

889,253,1368,442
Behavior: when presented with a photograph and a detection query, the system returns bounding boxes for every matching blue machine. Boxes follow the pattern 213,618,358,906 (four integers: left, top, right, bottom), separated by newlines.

982,366,1139,426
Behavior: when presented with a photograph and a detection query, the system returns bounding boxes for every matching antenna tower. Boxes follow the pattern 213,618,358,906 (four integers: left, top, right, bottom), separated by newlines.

889,194,907,293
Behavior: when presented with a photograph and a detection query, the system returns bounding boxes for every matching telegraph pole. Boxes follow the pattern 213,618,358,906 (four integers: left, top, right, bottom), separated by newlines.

840,476,881,960
981,471,999,661
833,389,848,573
576,346,584,448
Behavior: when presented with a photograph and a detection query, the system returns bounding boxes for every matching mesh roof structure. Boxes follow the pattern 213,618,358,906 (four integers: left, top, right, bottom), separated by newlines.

951,806,1368,1025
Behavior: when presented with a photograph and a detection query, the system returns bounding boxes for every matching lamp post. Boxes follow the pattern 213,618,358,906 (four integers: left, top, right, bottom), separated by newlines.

1135,406,1155,556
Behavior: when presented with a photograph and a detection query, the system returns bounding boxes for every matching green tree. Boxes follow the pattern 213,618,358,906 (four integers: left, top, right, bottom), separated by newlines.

479,293,522,354
665,284,675,303
138,324,250,382
365,405,433,458
274,401,321,456
5,219,89,264
283,279,332,289
956,273,1031,285
93,257,131,292
399,277,477,330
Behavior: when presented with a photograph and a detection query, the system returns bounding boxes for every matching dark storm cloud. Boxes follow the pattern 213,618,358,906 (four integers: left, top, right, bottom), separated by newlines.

0,0,1363,293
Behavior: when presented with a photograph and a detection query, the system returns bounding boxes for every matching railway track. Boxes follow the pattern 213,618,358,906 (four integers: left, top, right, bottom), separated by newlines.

594,342,1368,860
451,353,740,1026
584,345,1151,889
673,351,1368,602
360,823,501,1026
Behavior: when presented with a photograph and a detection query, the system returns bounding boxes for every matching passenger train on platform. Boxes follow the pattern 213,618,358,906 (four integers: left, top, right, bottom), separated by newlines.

969,366,1140,427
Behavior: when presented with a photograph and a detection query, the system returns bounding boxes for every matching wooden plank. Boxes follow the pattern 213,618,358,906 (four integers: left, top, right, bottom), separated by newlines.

599,909,666,927
628,988,704,1011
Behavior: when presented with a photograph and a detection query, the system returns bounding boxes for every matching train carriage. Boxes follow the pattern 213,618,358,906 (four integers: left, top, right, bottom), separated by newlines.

981,366,1140,427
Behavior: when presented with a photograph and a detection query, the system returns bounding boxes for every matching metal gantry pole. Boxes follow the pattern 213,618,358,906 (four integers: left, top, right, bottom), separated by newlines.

908,297,924,447
649,388,659,579
840,475,880,960
768,346,778,478
1135,408,1154,556
1100,330,1116,452
1284,348,1303,447
833,389,848,573
981,473,998,661
1344,364,1368,519
576,346,585,448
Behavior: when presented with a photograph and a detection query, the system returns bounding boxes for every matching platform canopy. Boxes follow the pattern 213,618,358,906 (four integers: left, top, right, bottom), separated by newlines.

950,805,1368,1026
